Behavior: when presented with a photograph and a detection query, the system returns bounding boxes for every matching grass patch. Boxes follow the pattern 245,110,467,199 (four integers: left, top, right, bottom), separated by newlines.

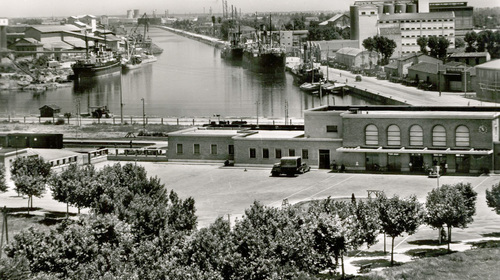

366,248,500,280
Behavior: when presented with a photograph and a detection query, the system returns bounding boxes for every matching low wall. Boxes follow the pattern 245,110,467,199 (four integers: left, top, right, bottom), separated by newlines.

346,86,407,105
108,155,169,162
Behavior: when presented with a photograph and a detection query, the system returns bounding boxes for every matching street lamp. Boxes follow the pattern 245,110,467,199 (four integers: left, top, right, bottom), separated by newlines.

141,98,145,131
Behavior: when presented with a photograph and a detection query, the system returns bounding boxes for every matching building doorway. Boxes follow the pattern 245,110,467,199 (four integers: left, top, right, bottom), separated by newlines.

456,154,470,173
387,153,401,171
366,153,380,171
410,153,424,172
319,150,330,169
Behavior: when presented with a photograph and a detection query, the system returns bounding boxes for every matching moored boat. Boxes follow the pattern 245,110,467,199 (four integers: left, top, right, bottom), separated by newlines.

72,44,121,79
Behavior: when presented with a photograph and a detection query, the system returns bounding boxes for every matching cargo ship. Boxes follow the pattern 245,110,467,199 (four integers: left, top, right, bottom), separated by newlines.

221,27,244,61
72,44,121,79
243,20,285,72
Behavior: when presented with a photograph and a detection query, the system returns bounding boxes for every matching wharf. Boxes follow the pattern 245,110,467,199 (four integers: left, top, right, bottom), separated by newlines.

323,66,498,107
155,25,226,49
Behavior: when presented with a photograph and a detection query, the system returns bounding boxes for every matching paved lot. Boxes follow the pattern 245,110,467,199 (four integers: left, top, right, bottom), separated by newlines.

2,161,500,274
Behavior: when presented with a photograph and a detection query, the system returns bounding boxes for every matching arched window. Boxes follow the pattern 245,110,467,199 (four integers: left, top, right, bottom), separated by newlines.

387,125,401,146
365,124,379,145
409,125,423,146
432,125,446,146
456,125,470,147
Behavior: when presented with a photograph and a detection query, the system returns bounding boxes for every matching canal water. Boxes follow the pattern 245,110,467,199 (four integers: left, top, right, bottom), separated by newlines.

1,28,377,119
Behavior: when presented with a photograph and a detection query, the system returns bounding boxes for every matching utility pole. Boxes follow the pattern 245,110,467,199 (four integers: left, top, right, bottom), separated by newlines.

255,100,260,125
120,76,124,124
141,98,145,131
285,100,289,125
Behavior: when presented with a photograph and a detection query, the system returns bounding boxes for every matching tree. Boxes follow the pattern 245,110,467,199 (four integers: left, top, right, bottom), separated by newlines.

64,112,72,124
377,194,424,265
0,166,7,193
464,31,478,52
417,37,428,55
436,37,450,60
49,164,79,217
426,183,477,252
427,35,439,58
49,164,97,216
10,157,52,214
455,37,465,48
362,37,376,52
486,182,500,214
363,35,396,65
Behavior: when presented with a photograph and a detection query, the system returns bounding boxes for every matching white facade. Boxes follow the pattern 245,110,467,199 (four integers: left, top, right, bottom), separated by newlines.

378,12,455,54
357,5,379,49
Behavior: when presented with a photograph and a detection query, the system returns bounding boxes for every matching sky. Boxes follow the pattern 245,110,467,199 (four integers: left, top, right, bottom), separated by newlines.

1,0,499,18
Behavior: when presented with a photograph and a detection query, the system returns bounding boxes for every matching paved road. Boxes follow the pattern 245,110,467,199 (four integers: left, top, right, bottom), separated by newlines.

323,66,499,107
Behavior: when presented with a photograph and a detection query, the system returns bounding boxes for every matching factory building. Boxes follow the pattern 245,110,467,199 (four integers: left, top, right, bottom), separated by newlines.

349,1,472,57
0,19,8,50
378,11,455,54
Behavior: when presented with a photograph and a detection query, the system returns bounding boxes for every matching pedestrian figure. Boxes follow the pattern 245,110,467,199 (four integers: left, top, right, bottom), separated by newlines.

331,160,337,171
340,164,346,172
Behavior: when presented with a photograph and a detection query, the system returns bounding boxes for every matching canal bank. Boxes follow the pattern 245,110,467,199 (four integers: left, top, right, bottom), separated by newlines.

155,25,226,49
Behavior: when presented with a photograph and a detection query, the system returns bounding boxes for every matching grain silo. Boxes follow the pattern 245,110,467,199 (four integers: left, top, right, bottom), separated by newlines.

383,3,394,14
350,5,360,40
395,3,406,14
406,3,417,13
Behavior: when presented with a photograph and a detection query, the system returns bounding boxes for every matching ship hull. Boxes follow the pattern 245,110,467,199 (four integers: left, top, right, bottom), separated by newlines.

221,47,244,61
72,61,122,79
242,51,286,73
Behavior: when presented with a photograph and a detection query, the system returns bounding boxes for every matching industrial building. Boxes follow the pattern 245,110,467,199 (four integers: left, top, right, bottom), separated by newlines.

167,106,500,174
474,59,500,102
334,47,379,69
349,0,473,56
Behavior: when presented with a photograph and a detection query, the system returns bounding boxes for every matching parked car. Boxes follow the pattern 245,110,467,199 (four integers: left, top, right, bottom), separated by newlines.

355,75,362,82
271,156,309,177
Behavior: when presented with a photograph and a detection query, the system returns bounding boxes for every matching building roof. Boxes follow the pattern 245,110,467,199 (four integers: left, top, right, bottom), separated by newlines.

342,110,498,119
237,130,305,140
39,104,61,110
28,24,82,33
12,38,43,46
169,128,248,137
379,11,454,21
449,52,489,58
475,59,500,71
337,47,363,56
32,148,80,162
385,61,398,69
408,62,442,74
319,14,349,26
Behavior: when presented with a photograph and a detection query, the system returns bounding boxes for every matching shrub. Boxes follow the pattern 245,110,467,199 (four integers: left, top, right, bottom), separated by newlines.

55,118,65,125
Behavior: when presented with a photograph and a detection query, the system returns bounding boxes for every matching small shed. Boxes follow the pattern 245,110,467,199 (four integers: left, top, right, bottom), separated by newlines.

39,104,61,117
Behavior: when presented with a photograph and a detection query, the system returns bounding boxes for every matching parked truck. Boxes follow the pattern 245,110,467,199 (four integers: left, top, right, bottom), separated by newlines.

271,156,310,177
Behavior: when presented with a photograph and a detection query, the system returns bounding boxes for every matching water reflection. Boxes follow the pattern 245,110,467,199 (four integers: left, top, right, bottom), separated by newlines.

1,28,379,119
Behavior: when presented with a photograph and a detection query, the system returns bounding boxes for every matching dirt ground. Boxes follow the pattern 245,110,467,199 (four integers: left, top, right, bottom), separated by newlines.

0,121,187,139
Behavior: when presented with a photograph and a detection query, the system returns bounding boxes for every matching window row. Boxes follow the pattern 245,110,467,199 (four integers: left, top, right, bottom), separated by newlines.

382,19,453,24
176,143,235,155
400,26,454,31
249,148,309,159
365,124,471,147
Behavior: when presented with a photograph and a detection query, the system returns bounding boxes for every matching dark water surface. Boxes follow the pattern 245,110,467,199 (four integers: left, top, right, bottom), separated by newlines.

1,28,375,119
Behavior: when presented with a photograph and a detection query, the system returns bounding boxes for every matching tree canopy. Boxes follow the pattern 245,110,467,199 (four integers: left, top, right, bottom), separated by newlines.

426,183,477,252
362,35,396,65
10,156,52,212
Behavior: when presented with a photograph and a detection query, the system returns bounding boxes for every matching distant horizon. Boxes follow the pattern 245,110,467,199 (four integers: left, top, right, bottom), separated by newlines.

1,0,499,19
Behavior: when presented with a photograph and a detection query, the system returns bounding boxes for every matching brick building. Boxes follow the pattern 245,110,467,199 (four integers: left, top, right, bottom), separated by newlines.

167,106,500,174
